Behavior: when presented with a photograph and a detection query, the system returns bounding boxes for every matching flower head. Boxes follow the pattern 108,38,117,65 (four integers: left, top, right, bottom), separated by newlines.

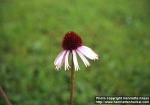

62,31,82,50
54,31,98,71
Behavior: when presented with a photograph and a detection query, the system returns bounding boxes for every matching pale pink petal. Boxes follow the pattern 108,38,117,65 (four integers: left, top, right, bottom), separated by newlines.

54,50,66,70
54,50,65,65
56,55,66,70
77,45,98,60
72,50,80,71
76,50,90,67
64,51,70,70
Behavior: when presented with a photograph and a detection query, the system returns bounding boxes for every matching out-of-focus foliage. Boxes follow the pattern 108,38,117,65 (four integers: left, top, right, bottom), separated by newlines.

0,0,150,105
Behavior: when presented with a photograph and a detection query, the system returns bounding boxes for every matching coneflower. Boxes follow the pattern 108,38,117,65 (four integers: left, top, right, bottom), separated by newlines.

54,31,98,71
54,31,98,105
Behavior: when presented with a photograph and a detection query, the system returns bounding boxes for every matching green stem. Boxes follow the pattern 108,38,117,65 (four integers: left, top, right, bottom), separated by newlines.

70,55,74,105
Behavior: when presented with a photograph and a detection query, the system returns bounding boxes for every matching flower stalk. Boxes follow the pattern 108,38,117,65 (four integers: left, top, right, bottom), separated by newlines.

70,54,75,105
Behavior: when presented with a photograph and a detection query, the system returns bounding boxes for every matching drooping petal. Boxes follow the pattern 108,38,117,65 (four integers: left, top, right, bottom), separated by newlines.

77,46,98,60
72,50,80,71
54,50,66,70
76,49,90,67
54,50,65,65
64,51,70,70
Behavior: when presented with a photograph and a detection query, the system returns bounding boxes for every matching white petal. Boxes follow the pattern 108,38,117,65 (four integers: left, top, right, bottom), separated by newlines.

54,50,66,70
77,46,98,60
72,50,80,71
64,51,70,70
76,50,90,67
54,50,65,65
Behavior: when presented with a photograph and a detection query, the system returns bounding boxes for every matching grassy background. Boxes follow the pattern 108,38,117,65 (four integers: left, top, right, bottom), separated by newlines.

0,0,150,105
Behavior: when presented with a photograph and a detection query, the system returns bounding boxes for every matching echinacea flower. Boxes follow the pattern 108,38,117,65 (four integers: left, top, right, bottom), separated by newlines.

54,31,98,71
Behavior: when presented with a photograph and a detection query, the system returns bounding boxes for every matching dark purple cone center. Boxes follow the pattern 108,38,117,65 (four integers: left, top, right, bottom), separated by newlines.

62,31,82,50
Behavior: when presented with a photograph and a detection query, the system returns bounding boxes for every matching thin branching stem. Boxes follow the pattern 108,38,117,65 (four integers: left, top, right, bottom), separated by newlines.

0,86,12,105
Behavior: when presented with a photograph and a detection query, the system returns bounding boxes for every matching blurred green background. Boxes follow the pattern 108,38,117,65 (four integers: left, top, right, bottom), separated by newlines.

0,0,150,105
